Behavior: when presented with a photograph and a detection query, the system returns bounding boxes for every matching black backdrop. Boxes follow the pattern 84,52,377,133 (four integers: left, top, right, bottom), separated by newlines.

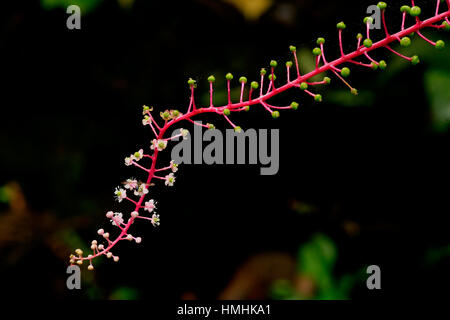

0,0,449,300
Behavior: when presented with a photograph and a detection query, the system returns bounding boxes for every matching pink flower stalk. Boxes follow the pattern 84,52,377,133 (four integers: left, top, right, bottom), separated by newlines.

70,1,450,270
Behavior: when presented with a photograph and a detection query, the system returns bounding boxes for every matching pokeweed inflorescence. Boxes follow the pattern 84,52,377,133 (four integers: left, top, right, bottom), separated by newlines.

70,0,450,270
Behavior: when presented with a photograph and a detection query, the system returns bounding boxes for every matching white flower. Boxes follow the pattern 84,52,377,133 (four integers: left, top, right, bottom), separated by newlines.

110,212,124,226
144,200,156,212
125,156,133,166
151,214,160,227
142,115,152,126
170,160,178,173
165,173,175,186
133,149,144,161
106,211,114,218
124,178,138,190
114,187,127,202
151,139,167,151
134,183,149,196
180,128,189,140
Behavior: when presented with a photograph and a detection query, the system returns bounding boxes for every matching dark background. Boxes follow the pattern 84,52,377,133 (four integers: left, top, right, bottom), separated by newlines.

0,0,449,300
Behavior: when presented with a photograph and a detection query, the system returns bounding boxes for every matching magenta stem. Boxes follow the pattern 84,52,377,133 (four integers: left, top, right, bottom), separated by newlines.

74,7,450,263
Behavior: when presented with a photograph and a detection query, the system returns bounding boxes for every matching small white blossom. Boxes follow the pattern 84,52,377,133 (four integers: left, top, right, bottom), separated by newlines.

142,105,152,115
133,149,144,161
151,139,167,151
135,237,142,244
125,156,133,166
142,115,152,126
144,199,156,213
124,178,138,190
134,183,149,196
151,213,160,227
165,173,175,186
114,187,127,202
106,211,114,218
170,160,178,173
180,128,189,140
110,212,124,226
131,211,139,218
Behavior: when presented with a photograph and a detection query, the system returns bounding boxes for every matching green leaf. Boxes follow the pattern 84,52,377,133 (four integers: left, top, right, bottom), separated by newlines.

424,69,450,132
41,0,104,14
109,286,140,300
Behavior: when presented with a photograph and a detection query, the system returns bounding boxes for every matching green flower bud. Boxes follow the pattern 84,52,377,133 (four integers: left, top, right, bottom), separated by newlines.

268,74,276,81
245,106,250,111
351,88,358,95
442,21,450,31
239,76,247,83
299,82,308,90
324,77,331,84
234,126,242,133
341,67,350,77
260,68,267,76
161,111,170,120
207,123,215,130
379,60,387,70
363,38,373,48
289,45,297,52
207,75,215,83
356,33,363,40
371,62,379,70
187,78,196,86
400,36,411,47
270,60,278,68
400,5,411,14
435,40,445,50
377,2,387,10
312,47,322,56
316,37,325,45
364,17,374,24
272,111,280,119
142,105,152,113
411,55,420,65
286,61,293,68
410,6,421,17
314,94,322,102
172,109,180,117
337,22,346,30
225,73,233,80
223,108,230,116
251,81,259,89
290,102,299,110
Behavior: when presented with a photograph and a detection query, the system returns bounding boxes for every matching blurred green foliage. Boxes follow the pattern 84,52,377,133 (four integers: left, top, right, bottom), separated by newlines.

41,0,104,13
0,185,10,204
109,286,140,300
271,234,363,300
425,69,450,132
